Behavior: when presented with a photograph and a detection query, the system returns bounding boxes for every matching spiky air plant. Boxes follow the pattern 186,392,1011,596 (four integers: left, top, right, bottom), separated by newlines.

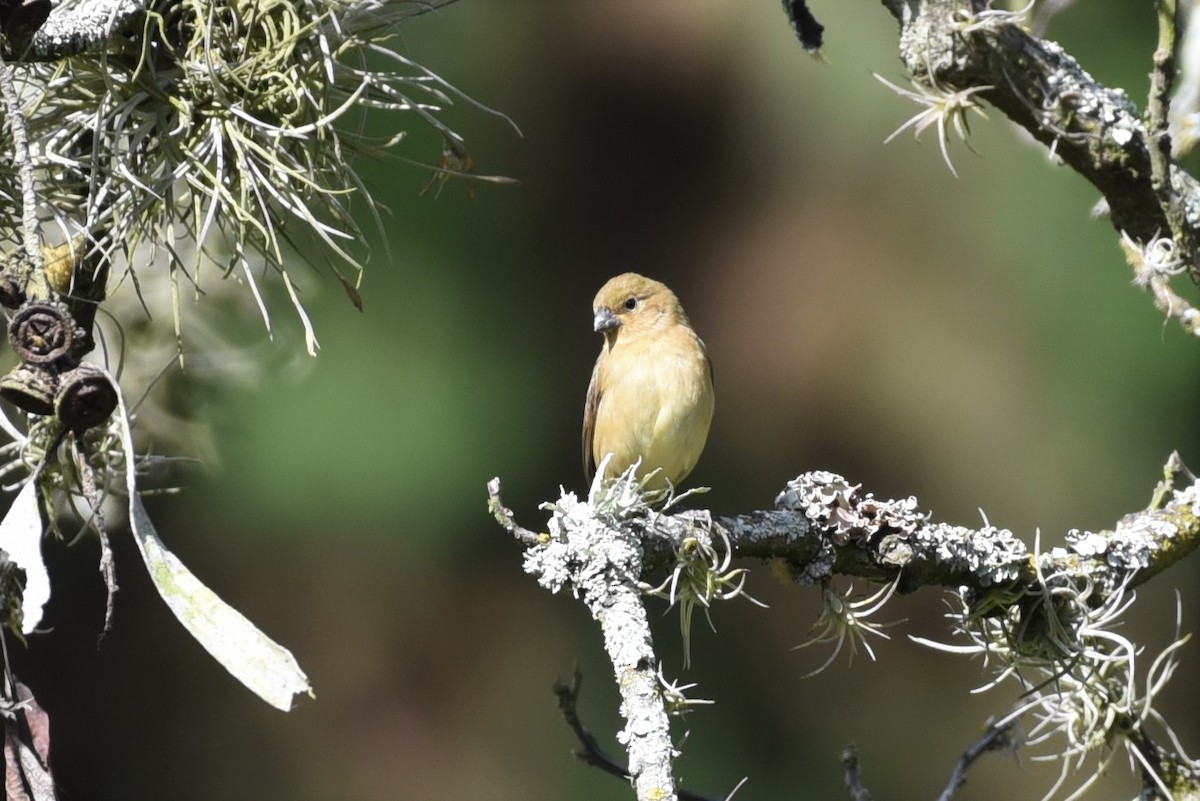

13,0,513,353
0,0,513,727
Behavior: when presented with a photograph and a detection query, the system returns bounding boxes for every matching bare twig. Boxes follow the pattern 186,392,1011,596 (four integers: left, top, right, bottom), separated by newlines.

1145,0,1200,281
553,668,632,782
486,478,541,546
841,745,874,801
1148,0,1179,202
937,719,1020,801
75,442,117,635
553,668,724,801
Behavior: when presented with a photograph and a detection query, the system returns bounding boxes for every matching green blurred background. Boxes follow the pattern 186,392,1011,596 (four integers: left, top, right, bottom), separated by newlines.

13,1,1200,799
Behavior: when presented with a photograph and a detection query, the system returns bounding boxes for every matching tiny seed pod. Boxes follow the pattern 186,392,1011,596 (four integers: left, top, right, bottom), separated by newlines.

55,362,117,431
0,362,57,417
8,302,74,364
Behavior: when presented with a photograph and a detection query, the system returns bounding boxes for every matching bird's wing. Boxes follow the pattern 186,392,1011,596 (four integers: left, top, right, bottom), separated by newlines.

582,354,604,482
700,334,714,388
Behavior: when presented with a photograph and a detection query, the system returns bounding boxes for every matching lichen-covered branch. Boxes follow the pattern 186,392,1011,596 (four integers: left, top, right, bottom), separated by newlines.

876,0,1200,301
6,0,462,61
0,58,44,289
494,461,1199,627
725,466,1200,598
489,454,1200,798
6,0,148,60
506,478,679,801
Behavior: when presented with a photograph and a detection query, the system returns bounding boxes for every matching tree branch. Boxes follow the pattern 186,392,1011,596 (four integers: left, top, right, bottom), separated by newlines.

553,668,722,801
489,454,1200,798
3,0,147,61
493,458,1199,623
3,0,467,61
729,465,1199,595
877,0,1200,310
499,478,679,801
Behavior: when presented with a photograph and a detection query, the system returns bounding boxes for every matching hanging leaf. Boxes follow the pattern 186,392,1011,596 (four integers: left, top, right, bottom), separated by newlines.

111,375,313,711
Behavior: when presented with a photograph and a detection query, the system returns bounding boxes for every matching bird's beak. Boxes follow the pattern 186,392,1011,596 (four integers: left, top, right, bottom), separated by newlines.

593,307,620,333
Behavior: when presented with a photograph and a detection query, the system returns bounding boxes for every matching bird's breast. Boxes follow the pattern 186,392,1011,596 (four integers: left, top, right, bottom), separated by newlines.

594,333,713,487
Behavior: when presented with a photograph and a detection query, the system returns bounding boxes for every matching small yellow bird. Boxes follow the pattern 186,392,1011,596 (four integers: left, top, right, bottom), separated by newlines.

583,273,715,492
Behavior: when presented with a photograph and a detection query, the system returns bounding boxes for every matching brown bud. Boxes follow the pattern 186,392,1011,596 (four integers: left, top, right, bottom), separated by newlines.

55,362,117,431
0,362,57,417
8,302,74,364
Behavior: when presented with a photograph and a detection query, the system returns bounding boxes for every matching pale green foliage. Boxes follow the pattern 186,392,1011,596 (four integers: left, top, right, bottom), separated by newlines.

793,576,901,677
7,0,509,350
642,521,766,668
876,70,992,178
655,663,713,718
950,0,1034,34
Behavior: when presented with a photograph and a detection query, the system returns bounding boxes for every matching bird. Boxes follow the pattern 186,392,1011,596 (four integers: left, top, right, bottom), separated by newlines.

583,272,714,493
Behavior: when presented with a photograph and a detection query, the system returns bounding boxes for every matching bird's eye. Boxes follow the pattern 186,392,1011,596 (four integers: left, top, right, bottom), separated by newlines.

623,296,638,311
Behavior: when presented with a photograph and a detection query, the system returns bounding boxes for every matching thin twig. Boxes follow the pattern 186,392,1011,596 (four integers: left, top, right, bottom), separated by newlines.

486,477,541,546
1148,0,1179,199
76,440,117,635
937,719,1020,801
0,58,46,299
1146,0,1199,278
553,668,721,801
553,668,633,782
841,745,874,801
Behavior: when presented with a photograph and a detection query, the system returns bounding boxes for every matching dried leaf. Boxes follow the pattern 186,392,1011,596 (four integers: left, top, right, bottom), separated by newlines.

13,735,53,801
12,683,49,766
4,727,29,801
2,681,55,801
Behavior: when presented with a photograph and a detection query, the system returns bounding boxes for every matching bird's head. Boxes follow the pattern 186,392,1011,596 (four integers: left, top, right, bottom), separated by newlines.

591,272,687,343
